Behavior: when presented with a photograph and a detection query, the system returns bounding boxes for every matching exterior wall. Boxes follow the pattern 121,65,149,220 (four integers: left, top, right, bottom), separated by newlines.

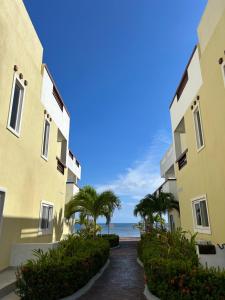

41,67,70,141
198,246,225,269
170,48,203,132
160,144,176,178
66,183,80,204
161,180,181,231
198,0,225,55
0,0,68,270
10,242,58,266
170,2,225,266
67,152,81,180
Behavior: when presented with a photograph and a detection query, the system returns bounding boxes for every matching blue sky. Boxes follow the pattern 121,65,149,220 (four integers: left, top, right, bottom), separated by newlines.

24,0,207,223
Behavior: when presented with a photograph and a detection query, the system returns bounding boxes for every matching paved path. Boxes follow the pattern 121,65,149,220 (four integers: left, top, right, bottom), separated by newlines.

79,241,146,300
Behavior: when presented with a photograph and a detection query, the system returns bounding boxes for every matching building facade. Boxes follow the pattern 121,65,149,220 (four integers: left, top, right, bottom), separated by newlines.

155,144,180,231
0,0,81,270
169,0,225,267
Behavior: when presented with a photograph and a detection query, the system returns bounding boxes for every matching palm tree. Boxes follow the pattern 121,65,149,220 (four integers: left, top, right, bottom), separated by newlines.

156,192,179,214
134,196,156,232
102,191,121,234
65,185,121,238
134,192,179,231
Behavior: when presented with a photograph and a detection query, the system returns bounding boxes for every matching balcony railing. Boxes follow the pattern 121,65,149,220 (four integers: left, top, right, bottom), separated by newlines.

56,157,65,174
176,149,188,170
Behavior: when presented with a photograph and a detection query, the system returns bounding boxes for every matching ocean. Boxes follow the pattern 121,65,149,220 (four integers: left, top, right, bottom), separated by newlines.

98,223,140,237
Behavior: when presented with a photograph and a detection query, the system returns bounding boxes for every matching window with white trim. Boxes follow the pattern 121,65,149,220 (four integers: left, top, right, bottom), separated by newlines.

39,203,53,234
193,106,204,150
42,119,50,159
8,78,24,135
192,197,209,231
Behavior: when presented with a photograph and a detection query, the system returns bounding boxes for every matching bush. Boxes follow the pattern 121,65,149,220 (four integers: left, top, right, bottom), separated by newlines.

98,234,119,248
16,236,110,300
139,229,225,300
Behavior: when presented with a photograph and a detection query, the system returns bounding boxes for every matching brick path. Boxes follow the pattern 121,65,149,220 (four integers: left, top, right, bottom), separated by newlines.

79,241,146,300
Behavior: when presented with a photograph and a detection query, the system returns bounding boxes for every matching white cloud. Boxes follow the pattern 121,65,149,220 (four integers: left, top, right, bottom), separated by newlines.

96,130,171,201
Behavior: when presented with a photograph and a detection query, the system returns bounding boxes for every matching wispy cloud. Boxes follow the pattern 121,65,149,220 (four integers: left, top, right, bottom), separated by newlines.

96,130,171,201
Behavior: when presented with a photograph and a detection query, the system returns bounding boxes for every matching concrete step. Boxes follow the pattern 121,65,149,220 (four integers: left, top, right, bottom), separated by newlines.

0,268,16,299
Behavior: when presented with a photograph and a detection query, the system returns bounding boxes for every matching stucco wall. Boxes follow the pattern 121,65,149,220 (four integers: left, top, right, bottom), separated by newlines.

0,0,68,270
170,48,203,132
173,8,225,246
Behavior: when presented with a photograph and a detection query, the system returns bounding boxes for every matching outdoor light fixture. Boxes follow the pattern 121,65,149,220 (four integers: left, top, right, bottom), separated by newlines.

19,73,23,79
14,65,18,72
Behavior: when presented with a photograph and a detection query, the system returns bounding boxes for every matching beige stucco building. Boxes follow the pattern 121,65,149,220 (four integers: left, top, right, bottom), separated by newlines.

0,0,81,271
169,0,225,267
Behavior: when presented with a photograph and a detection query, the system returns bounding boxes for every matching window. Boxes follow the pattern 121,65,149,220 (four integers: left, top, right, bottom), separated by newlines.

39,203,53,234
0,191,5,235
8,78,25,135
193,106,204,150
221,62,225,86
169,214,175,232
42,119,50,159
192,197,210,233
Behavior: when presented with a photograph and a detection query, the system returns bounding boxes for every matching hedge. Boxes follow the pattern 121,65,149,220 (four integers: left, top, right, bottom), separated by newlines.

16,236,110,300
139,229,225,300
98,234,119,248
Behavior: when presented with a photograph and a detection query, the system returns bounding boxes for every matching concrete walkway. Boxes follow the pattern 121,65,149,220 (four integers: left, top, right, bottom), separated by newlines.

79,240,146,300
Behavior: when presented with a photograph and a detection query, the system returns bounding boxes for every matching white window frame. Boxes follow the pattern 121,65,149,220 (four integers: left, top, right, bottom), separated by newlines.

38,201,54,235
0,188,6,238
7,73,26,137
193,104,205,152
191,195,211,234
41,118,50,161
221,61,225,87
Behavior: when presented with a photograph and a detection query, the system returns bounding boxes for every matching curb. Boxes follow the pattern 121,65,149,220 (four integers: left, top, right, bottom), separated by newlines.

136,258,160,300
144,285,160,300
61,259,110,300
137,257,144,268
110,244,120,249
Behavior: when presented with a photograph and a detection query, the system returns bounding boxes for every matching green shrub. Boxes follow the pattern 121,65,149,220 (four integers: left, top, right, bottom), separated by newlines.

139,229,225,300
16,236,110,300
98,234,119,248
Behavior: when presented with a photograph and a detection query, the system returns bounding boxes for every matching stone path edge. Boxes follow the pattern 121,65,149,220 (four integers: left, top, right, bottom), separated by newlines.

61,259,110,300
137,257,160,300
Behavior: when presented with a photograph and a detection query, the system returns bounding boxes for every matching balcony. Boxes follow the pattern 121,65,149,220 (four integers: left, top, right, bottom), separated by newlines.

170,46,203,133
162,179,178,199
160,144,176,178
41,66,70,141
67,150,81,180
66,181,80,203
176,149,188,170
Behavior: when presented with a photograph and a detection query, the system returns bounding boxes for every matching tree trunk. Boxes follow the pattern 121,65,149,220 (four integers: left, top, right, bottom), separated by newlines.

108,223,110,235
93,217,97,239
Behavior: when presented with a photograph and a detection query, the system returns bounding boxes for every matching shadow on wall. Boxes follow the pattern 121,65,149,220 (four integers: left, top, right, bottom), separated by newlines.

53,208,64,241
0,210,64,270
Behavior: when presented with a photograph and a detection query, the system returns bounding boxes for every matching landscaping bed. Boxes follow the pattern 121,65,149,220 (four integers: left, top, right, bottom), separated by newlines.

16,236,110,300
98,234,119,248
138,229,225,300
